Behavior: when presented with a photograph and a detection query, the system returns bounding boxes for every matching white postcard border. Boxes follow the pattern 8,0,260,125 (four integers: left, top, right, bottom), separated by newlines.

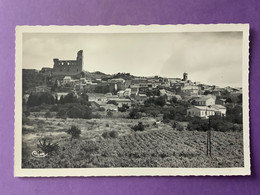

15,24,250,177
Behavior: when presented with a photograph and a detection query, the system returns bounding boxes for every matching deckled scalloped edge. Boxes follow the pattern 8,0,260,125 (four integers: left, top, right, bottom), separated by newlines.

14,24,251,177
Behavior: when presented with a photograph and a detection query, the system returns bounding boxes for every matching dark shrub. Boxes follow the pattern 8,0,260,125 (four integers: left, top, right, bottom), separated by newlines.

226,104,243,124
102,131,110,139
38,93,55,105
176,124,184,131
62,93,78,104
154,96,166,107
37,137,59,155
132,122,145,131
67,106,85,118
188,115,239,132
109,130,118,138
144,96,166,107
27,94,39,107
187,117,209,131
218,122,234,132
172,122,177,129
98,107,106,112
107,100,118,106
118,106,127,112
27,92,55,107
129,108,142,119
107,111,113,117
83,108,93,119
67,125,81,141
163,106,187,122
102,131,118,139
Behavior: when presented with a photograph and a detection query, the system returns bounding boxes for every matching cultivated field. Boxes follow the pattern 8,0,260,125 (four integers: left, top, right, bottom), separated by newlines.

22,115,244,168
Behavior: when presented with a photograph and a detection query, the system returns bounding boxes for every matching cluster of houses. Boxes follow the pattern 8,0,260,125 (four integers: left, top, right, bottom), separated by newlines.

24,69,242,118
187,95,227,118
87,93,132,112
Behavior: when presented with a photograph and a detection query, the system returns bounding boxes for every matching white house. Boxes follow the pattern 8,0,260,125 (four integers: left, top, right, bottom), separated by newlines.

130,85,139,96
101,104,118,112
136,94,148,103
159,89,182,101
211,104,227,116
79,78,86,84
35,85,51,93
187,105,226,118
87,93,107,104
116,99,132,107
117,90,125,98
55,92,69,100
159,89,167,96
195,96,215,106
187,106,215,118
181,86,199,96
63,76,72,84
124,88,131,97
106,94,119,101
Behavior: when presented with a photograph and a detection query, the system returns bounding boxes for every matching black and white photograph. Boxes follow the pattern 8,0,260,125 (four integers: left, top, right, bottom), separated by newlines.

15,24,250,176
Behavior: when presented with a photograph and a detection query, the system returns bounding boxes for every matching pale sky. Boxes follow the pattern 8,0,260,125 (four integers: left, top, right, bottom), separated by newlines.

23,32,243,87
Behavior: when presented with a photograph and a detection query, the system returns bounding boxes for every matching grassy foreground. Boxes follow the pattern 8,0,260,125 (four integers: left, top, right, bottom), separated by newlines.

22,116,244,168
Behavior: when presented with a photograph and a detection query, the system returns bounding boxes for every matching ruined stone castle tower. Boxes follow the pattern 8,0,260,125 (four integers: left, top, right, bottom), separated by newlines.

52,50,83,76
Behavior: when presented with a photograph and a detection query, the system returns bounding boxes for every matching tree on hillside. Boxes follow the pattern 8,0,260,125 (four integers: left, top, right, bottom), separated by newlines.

226,104,243,124
83,108,93,119
107,111,113,117
112,72,133,80
67,126,81,141
144,96,166,107
225,98,232,103
38,92,55,105
154,96,166,107
79,92,89,105
129,108,142,119
27,92,54,107
27,94,39,107
63,93,78,104
59,95,64,104
171,96,178,104
81,71,85,78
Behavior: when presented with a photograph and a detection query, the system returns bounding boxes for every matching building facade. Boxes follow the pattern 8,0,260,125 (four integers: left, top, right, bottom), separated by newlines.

52,50,83,76
187,105,226,118
195,96,215,106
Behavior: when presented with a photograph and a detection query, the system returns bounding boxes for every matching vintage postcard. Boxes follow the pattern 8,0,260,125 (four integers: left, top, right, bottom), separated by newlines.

15,24,250,177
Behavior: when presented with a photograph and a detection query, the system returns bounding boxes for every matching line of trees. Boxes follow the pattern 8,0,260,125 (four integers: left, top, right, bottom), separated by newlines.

187,115,242,132
27,92,55,107
27,92,89,107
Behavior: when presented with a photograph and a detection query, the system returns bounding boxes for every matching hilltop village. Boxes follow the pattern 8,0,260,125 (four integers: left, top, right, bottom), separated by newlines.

23,50,242,120
22,50,244,169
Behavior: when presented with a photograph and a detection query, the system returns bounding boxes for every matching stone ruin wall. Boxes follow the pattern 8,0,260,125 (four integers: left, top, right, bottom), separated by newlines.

52,50,83,76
